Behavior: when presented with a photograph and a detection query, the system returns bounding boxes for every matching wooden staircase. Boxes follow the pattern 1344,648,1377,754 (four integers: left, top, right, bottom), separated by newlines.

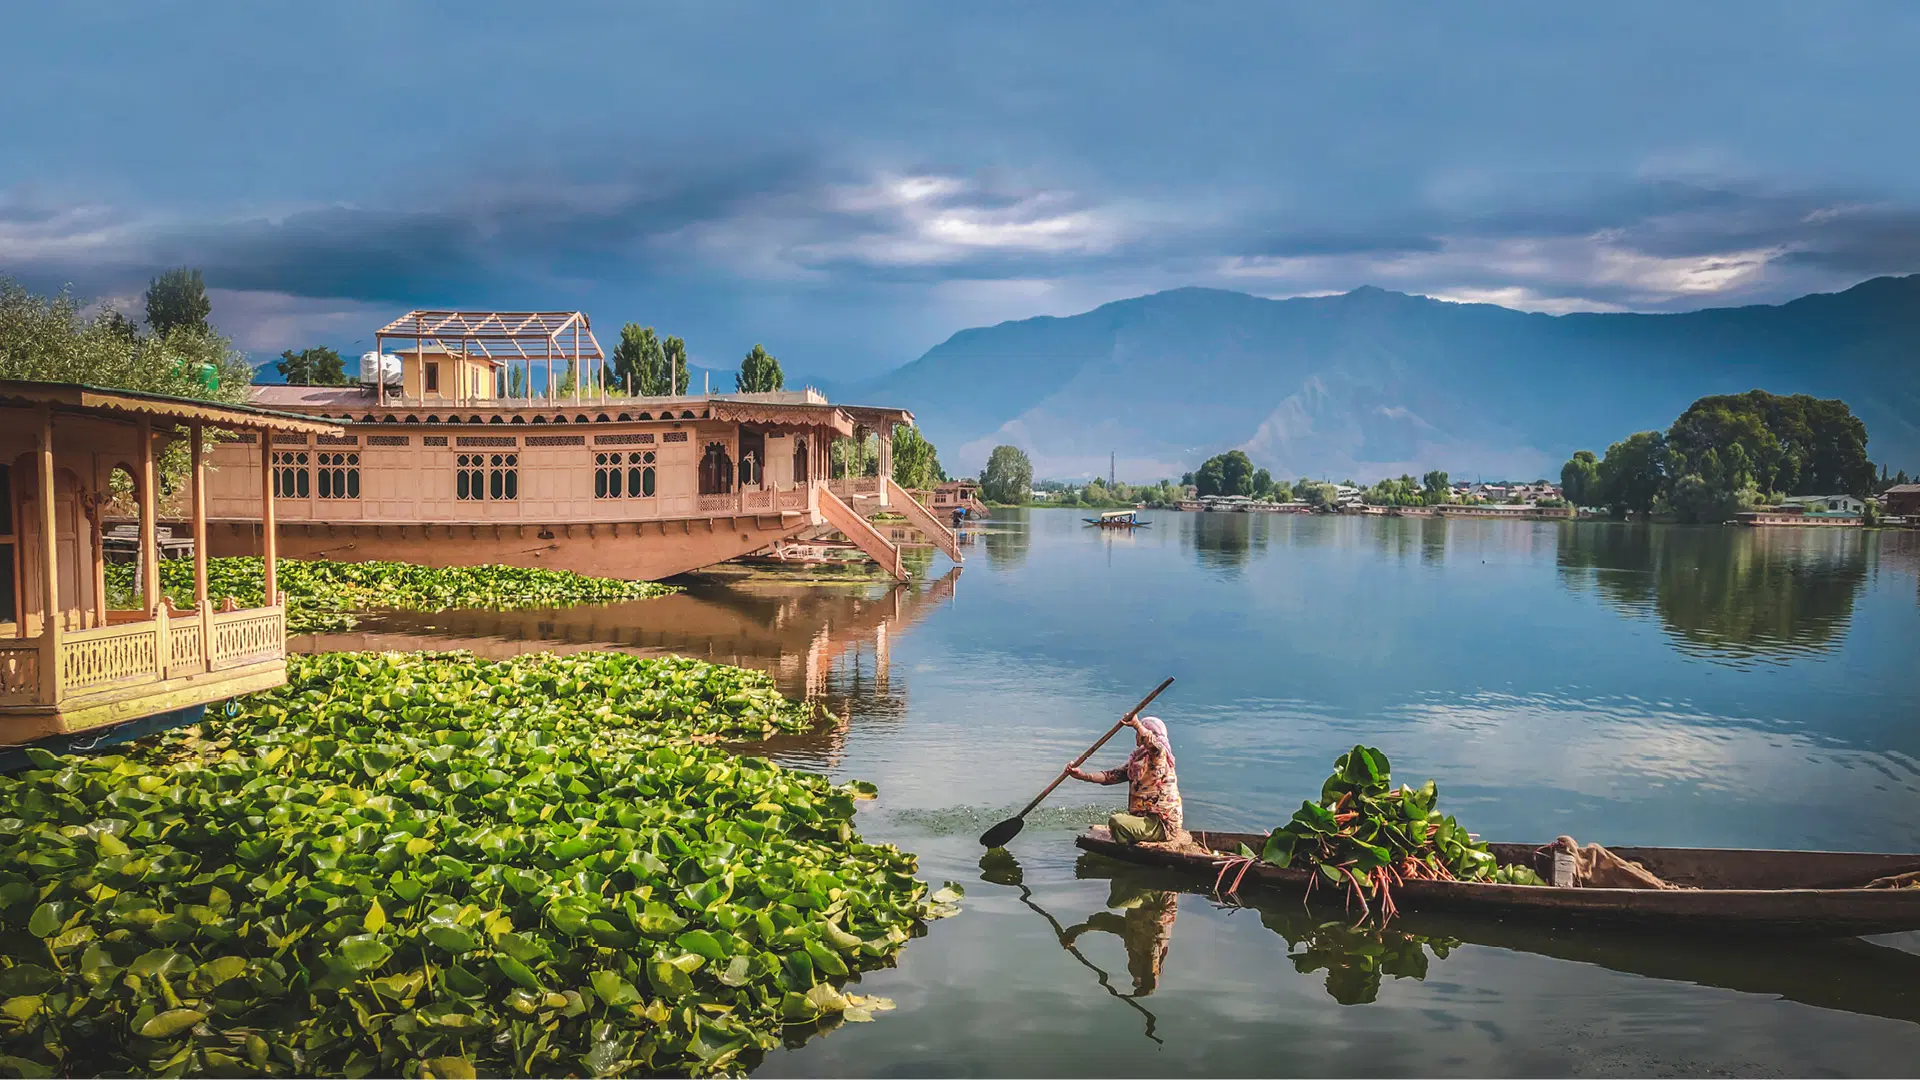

885,477,964,562
817,488,908,581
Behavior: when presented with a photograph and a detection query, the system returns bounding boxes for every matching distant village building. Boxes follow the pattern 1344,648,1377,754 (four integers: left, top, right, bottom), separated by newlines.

1779,494,1865,516
1883,483,1920,519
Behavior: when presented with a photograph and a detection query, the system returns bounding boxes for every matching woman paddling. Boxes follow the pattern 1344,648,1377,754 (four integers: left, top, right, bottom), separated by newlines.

1066,714,1183,845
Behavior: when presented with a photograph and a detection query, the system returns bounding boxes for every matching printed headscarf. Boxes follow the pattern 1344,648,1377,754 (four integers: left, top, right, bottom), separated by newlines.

1125,715,1174,780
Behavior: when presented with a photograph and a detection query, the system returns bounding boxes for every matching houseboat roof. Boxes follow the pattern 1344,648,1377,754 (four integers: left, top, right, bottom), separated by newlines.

0,380,344,435
245,385,897,439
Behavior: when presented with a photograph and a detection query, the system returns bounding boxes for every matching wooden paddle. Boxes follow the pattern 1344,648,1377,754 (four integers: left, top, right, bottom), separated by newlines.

978,677,1175,849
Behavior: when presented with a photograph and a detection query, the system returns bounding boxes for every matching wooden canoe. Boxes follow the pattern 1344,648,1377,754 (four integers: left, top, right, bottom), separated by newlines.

1076,828,1920,936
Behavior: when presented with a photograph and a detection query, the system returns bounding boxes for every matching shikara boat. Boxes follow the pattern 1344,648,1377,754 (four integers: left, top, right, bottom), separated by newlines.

1085,509,1149,527
1077,827,1920,936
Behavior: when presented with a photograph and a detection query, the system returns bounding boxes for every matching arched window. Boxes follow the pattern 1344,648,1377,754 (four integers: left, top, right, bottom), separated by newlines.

639,451,656,497
271,450,310,498
792,438,810,484
317,453,360,499
699,443,733,495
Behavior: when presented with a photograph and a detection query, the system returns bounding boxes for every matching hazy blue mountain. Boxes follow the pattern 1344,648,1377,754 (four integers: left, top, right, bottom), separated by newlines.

838,276,1920,483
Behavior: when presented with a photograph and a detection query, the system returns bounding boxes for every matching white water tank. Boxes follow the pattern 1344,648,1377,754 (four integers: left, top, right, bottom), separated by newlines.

359,351,403,387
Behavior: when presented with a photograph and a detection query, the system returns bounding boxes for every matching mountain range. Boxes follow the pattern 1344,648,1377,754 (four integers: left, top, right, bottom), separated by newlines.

826,275,1920,484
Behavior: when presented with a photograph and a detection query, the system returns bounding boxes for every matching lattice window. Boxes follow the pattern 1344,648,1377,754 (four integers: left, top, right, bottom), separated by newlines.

526,434,585,447
424,435,448,447
457,435,517,447
458,453,518,500
368,435,411,446
663,431,688,443
234,433,259,444
594,433,655,446
271,450,309,498
490,452,518,500
317,434,359,446
317,452,360,499
273,434,308,446
595,451,656,498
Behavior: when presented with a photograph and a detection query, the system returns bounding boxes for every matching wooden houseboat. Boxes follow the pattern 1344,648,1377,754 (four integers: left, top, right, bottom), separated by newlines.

201,310,960,582
0,381,339,753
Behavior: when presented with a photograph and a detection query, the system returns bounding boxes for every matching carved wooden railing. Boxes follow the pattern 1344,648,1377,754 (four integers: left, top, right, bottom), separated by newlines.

743,489,774,511
776,488,808,511
208,606,285,671
827,477,881,498
168,619,205,672
0,641,40,705
697,493,736,514
61,621,162,693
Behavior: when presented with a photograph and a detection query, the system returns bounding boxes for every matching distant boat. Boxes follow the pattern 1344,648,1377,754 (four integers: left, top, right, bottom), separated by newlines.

1085,509,1149,527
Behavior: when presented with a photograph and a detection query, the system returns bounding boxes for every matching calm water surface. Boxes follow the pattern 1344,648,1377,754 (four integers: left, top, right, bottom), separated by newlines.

307,510,1920,1076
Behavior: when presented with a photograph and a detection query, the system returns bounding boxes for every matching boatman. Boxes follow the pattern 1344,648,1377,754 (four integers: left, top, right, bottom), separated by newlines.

1066,715,1183,845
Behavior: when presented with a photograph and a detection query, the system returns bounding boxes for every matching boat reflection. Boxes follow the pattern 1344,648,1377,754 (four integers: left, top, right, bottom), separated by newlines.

297,567,962,713
979,849,1166,1043
1071,850,1920,1025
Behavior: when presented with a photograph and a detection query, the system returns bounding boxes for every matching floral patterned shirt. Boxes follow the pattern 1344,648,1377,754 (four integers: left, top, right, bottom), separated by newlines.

1081,743,1183,832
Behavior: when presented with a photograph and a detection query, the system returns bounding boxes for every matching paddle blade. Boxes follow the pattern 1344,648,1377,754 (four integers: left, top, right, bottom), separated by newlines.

979,816,1024,849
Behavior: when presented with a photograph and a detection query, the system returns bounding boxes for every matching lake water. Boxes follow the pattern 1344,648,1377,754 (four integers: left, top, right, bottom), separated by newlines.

307,509,1920,1077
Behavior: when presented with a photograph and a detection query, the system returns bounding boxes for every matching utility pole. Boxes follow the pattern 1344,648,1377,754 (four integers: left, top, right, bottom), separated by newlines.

1110,451,1116,487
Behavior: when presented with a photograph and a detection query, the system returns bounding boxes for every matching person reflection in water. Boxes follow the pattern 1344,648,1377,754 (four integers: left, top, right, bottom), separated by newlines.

1066,715,1183,844
1061,881,1180,996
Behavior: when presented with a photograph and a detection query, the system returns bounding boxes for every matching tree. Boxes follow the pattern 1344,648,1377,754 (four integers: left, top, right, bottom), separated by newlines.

1192,450,1255,497
980,445,1034,504
1302,482,1340,510
1666,390,1874,498
1,278,247,402
735,344,783,393
1421,470,1451,504
144,268,212,337
609,324,665,396
1596,431,1666,517
662,335,691,395
891,425,946,490
275,346,348,386
1559,451,1600,507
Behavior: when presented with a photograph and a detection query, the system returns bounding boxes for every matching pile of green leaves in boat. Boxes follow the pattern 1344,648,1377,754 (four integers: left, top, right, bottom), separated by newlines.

1254,745,1543,918
104,556,676,634
0,651,958,1077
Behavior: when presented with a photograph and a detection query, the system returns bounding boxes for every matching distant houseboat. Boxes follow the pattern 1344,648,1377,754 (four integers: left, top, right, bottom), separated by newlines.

1085,509,1148,527
202,309,960,582
1737,509,1863,527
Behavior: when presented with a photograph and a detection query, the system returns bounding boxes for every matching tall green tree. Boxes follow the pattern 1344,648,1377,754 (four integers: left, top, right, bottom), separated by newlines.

661,335,691,395
609,324,665,395
1250,468,1274,499
980,445,1034,504
1193,449,1255,496
144,267,212,337
890,425,946,490
735,344,784,393
1559,451,1599,507
1666,389,1874,498
1421,470,1451,504
275,346,349,386
1596,431,1667,517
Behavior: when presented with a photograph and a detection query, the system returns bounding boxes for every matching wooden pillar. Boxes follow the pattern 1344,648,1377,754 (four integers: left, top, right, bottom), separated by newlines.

36,404,61,705
137,415,160,613
259,426,277,607
190,423,209,609
876,424,894,507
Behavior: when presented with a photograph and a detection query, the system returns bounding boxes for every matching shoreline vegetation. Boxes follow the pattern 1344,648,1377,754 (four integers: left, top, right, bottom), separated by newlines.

0,651,950,1077
106,557,678,636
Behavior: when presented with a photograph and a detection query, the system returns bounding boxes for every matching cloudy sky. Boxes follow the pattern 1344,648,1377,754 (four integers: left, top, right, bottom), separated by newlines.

4,2,1918,380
